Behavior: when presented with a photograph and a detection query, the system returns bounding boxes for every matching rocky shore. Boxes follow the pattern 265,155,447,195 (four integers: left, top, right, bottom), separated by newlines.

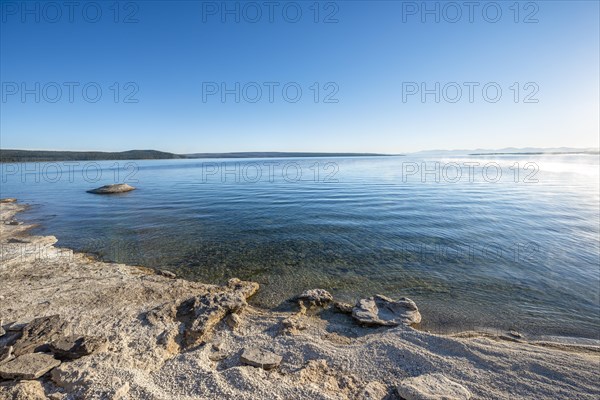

1,200,598,399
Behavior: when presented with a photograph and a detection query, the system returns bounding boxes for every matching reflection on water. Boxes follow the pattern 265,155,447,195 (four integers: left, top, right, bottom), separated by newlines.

3,155,599,339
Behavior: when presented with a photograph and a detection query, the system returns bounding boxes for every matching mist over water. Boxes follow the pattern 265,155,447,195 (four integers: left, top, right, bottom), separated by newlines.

3,155,599,339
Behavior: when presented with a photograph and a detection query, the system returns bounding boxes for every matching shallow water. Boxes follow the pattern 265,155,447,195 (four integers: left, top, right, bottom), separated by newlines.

2,155,599,339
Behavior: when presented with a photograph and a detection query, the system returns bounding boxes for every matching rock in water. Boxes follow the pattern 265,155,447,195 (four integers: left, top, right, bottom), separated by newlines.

49,335,108,360
86,184,136,194
240,347,282,370
5,220,23,225
0,353,61,380
0,198,17,203
352,295,421,326
158,270,177,279
396,374,472,400
297,289,333,306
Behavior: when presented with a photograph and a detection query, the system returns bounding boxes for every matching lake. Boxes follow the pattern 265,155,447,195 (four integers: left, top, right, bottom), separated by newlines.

2,154,599,340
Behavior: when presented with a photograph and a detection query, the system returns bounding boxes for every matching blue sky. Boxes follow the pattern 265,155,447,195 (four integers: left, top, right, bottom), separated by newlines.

1,0,598,153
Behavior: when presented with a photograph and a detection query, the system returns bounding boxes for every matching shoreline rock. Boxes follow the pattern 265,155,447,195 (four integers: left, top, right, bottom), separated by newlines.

297,289,333,307
49,335,108,360
0,353,61,380
352,295,421,326
12,315,66,357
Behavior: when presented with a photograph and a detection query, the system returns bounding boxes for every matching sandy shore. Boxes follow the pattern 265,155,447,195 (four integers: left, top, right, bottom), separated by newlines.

0,201,598,399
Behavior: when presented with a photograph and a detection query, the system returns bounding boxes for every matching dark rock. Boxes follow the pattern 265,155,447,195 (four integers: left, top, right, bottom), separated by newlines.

49,335,107,360
5,220,23,226
12,315,67,357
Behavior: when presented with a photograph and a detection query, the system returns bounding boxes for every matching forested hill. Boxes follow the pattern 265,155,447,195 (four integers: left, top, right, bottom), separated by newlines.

1,150,393,162
0,150,184,162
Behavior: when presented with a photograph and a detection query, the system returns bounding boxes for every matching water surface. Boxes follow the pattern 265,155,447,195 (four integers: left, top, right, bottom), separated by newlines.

2,155,599,339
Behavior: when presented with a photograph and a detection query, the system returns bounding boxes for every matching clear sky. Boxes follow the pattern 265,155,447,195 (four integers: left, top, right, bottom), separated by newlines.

1,0,598,153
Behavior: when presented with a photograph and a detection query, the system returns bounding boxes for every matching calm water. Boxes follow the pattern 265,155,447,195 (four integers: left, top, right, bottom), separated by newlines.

2,155,599,339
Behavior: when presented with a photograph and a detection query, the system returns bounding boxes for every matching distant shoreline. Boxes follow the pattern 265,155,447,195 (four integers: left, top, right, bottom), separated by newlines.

0,149,395,163
469,151,600,156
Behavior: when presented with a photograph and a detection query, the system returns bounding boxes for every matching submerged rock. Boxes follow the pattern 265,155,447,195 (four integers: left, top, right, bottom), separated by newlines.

157,270,177,279
5,220,23,226
49,335,108,360
0,198,17,203
240,347,282,370
0,353,61,380
352,295,421,326
508,330,522,338
86,184,136,194
297,289,333,306
396,373,472,400
12,315,67,356
7,236,58,246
